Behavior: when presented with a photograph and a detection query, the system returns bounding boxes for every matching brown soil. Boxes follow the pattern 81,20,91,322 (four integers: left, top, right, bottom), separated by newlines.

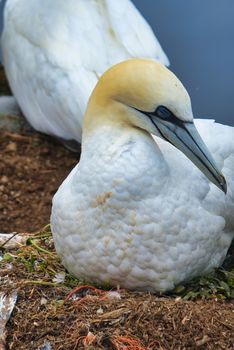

7,289,234,350
0,65,78,233
0,130,78,233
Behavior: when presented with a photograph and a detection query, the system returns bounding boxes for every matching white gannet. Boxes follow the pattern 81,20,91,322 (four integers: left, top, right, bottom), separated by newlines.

1,0,169,146
51,59,234,292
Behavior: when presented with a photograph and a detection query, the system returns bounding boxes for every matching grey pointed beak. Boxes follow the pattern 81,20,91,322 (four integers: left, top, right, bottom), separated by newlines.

151,118,227,193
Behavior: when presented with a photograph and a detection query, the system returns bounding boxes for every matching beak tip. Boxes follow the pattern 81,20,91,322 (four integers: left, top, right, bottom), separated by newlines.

220,175,227,194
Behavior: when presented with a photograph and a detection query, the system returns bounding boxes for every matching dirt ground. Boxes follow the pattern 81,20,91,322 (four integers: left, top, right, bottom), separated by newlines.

0,65,78,233
0,130,78,233
0,231,233,350
0,69,233,350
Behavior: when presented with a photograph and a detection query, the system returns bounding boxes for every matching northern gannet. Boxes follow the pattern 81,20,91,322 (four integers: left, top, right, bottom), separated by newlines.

2,0,169,146
51,59,234,292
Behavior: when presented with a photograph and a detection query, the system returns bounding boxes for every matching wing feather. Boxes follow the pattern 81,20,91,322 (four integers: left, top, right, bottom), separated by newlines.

2,0,169,142
105,0,169,65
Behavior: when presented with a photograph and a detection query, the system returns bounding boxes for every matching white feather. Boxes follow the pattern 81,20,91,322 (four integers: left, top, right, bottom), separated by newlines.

51,116,234,292
2,0,169,142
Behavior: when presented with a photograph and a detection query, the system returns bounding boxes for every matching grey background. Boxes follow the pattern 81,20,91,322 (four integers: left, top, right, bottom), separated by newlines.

133,0,234,126
0,0,233,126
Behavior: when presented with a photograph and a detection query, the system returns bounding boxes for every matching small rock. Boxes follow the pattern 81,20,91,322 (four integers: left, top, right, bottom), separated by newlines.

40,297,48,306
0,233,27,250
195,335,211,346
6,142,17,152
5,264,13,270
106,291,121,300
37,341,52,350
97,307,104,315
0,176,8,184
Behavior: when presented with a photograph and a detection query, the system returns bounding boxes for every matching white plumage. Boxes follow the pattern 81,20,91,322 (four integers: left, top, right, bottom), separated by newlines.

51,59,234,292
2,0,169,143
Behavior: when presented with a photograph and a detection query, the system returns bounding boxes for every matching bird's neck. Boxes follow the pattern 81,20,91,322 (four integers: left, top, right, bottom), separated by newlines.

80,124,169,191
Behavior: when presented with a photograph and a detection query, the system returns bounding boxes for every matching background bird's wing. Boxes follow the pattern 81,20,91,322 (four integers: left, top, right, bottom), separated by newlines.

1,0,103,141
105,0,169,66
1,0,169,142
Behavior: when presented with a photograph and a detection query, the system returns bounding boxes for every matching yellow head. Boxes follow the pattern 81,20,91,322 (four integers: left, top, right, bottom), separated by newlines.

83,59,226,193
84,59,192,131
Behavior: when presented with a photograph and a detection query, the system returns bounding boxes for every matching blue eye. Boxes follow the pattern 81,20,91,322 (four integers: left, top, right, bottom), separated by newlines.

156,106,174,120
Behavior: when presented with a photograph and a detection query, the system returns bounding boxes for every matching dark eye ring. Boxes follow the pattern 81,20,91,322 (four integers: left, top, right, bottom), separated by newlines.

156,106,174,120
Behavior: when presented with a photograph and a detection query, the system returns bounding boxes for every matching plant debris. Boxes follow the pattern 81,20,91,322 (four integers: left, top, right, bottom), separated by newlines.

0,291,17,350
0,232,29,250
0,228,233,350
